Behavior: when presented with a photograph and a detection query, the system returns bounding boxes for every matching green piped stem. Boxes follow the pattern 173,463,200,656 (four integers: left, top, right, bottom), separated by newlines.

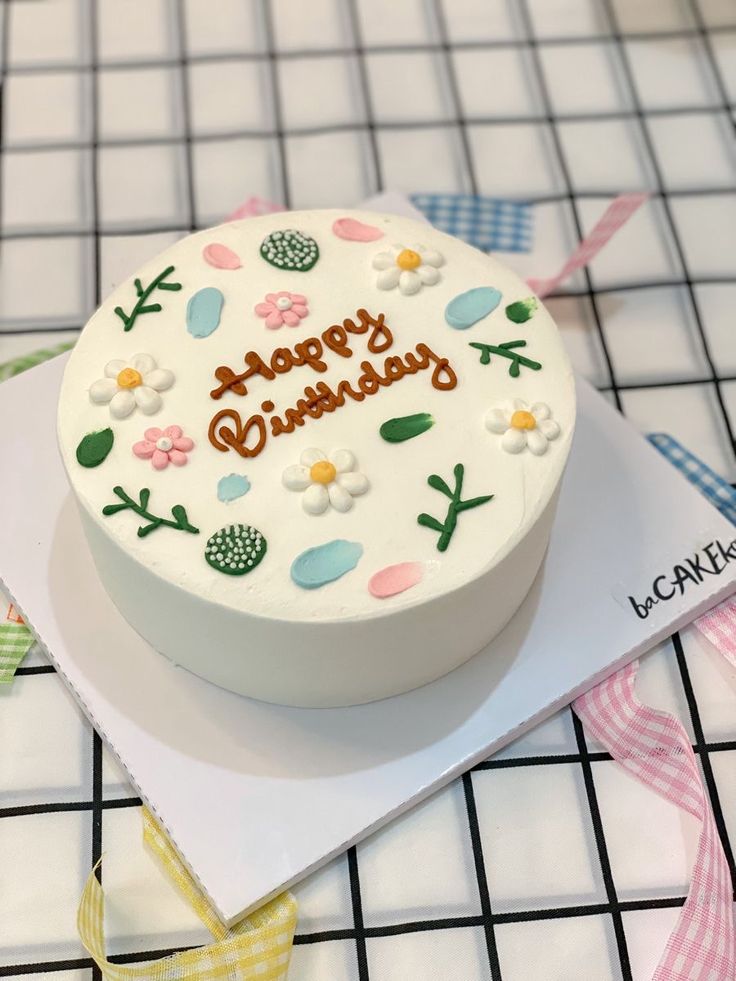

468,339,542,378
114,265,182,332
102,485,199,538
418,463,493,552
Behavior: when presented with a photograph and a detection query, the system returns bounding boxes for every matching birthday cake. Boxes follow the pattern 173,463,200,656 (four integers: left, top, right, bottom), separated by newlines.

57,209,575,707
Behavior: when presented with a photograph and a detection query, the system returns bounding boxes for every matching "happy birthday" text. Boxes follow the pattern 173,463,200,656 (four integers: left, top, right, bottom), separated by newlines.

207,309,457,459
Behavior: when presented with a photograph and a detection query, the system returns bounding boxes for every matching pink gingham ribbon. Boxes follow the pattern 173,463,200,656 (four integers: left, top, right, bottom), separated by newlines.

575,662,735,979
695,598,736,669
527,192,649,298
226,196,285,222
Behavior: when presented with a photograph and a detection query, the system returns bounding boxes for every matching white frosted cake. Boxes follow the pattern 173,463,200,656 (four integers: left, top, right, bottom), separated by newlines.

57,209,575,707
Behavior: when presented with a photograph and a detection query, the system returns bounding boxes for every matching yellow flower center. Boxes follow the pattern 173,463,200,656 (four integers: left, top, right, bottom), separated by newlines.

310,460,337,485
510,410,536,431
117,367,143,389
396,248,422,271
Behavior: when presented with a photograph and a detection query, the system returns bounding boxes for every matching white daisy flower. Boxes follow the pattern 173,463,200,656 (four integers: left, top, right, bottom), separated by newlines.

372,243,444,296
89,354,175,419
282,448,369,515
485,399,561,456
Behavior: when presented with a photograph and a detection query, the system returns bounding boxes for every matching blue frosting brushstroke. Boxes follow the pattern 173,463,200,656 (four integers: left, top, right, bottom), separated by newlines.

217,473,251,503
291,540,363,590
186,287,224,339
445,286,502,330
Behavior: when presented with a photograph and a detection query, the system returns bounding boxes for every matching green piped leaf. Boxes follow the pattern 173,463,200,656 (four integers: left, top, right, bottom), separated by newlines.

379,412,434,443
76,428,114,468
505,297,538,324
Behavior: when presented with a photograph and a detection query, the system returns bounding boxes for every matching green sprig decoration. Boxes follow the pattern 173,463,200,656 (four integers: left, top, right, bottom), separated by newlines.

468,339,542,378
114,265,182,332
102,486,199,538
417,463,493,552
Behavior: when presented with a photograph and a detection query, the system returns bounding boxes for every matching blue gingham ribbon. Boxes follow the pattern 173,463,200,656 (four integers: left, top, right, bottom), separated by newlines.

648,433,736,526
410,194,534,254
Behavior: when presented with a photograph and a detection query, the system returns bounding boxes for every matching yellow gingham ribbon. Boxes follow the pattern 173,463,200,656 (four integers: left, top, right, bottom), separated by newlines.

5,344,299,975
77,808,297,980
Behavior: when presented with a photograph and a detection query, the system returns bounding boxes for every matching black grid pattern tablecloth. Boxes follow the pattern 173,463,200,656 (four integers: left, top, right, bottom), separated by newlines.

1,2,736,979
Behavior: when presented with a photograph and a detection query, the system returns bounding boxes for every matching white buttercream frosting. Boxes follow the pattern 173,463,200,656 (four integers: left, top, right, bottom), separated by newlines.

58,209,575,625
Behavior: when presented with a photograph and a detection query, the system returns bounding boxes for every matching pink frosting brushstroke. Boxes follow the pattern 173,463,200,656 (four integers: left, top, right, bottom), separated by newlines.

368,562,423,599
202,243,242,270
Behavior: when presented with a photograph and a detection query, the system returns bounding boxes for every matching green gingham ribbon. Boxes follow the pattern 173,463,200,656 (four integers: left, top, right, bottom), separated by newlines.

0,621,35,684
0,341,75,382
0,342,69,679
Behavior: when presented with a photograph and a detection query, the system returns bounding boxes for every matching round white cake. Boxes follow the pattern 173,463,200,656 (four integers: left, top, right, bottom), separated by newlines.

57,209,575,707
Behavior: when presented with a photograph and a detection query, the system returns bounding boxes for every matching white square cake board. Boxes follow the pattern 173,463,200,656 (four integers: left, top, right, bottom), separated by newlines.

2,358,736,924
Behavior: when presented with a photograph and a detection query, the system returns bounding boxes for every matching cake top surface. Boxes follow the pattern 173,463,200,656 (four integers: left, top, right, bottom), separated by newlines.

57,209,575,622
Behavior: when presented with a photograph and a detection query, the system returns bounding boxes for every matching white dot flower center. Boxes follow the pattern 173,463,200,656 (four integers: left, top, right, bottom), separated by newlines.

156,436,174,452
276,296,293,311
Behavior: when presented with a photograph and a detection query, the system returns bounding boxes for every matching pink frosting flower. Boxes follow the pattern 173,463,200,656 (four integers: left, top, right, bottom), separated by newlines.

133,426,194,470
254,291,309,329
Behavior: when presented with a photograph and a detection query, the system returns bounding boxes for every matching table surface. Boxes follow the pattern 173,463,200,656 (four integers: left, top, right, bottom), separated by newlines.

2,2,736,979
